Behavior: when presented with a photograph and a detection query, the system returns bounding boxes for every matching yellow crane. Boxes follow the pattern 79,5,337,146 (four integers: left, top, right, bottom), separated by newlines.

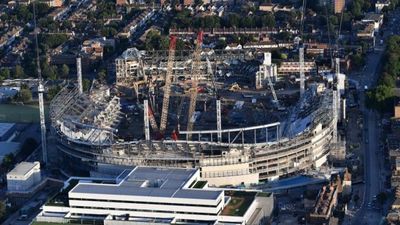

159,36,177,135
187,31,204,139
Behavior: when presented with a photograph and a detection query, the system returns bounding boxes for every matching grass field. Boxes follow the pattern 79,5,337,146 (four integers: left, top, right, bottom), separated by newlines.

0,104,49,123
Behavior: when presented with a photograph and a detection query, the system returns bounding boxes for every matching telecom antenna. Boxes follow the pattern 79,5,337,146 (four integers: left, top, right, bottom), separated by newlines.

33,0,47,164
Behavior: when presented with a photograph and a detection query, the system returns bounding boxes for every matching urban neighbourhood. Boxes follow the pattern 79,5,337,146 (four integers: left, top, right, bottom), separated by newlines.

0,0,400,224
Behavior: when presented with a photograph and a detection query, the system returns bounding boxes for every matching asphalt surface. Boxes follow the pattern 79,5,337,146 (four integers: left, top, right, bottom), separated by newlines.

349,8,400,225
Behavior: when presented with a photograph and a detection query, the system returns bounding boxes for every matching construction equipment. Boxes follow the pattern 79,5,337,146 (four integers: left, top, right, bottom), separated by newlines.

299,44,305,97
159,36,177,134
32,1,47,164
148,102,159,133
206,57,217,97
264,64,279,107
187,31,204,138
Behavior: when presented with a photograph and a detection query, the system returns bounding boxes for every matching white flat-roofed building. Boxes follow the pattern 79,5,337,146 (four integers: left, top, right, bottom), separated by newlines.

36,167,274,225
7,161,41,192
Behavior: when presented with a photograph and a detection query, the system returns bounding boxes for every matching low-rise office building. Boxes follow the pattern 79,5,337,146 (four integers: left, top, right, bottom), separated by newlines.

7,161,41,193
36,167,274,225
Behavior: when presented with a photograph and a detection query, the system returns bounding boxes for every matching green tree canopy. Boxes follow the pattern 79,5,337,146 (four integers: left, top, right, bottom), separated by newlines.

14,65,25,78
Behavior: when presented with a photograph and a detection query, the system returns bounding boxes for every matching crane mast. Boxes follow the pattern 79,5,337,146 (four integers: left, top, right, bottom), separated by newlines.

187,31,204,139
159,36,177,134
33,0,47,164
299,44,305,97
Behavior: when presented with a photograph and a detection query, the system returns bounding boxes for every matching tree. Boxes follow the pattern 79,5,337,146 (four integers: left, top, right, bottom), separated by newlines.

376,192,387,205
0,201,5,220
18,88,32,103
47,86,61,101
194,0,203,6
60,64,70,78
350,53,365,70
98,70,107,83
353,194,360,203
20,138,38,157
42,62,57,80
13,65,25,78
83,78,91,92
0,68,10,81
2,153,15,171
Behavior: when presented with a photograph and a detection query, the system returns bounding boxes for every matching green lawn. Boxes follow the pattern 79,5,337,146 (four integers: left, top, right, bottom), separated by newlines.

0,104,49,123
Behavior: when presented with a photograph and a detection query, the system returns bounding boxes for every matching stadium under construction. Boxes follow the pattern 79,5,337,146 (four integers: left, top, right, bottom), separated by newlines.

49,37,345,186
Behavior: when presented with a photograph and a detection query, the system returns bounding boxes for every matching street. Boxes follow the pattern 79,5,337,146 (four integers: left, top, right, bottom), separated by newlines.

348,8,400,225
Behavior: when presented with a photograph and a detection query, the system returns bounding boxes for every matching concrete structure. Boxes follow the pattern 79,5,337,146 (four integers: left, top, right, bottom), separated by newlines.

255,52,278,89
36,167,274,225
50,83,336,185
50,48,338,185
7,161,41,192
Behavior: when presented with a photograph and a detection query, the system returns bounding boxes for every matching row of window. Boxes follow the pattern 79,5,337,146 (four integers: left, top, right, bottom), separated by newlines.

70,205,222,216
69,197,223,208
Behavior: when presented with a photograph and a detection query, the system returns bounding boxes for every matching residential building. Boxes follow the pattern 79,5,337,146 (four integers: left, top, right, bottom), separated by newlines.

183,0,193,5
0,26,23,49
40,0,63,7
16,0,31,5
278,61,317,75
259,3,275,12
395,104,400,119
81,38,115,60
305,42,329,56
376,0,390,13
118,9,155,38
116,0,127,5
356,23,375,39
35,167,274,225
0,87,20,103
361,13,384,32
392,157,400,188
342,168,352,196
333,0,345,14
7,161,41,192
308,181,339,224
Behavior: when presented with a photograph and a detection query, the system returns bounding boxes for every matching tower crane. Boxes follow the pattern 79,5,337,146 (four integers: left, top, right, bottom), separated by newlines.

32,0,47,164
159,36,177,135
206,57,217,97
187,31,204,139
299,0,306,98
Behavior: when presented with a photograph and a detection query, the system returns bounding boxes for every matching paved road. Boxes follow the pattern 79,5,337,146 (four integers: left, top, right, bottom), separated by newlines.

349,8,400,225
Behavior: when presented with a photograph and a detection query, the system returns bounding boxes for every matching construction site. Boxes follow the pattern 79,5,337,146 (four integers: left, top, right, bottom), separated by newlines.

49,33,344,186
